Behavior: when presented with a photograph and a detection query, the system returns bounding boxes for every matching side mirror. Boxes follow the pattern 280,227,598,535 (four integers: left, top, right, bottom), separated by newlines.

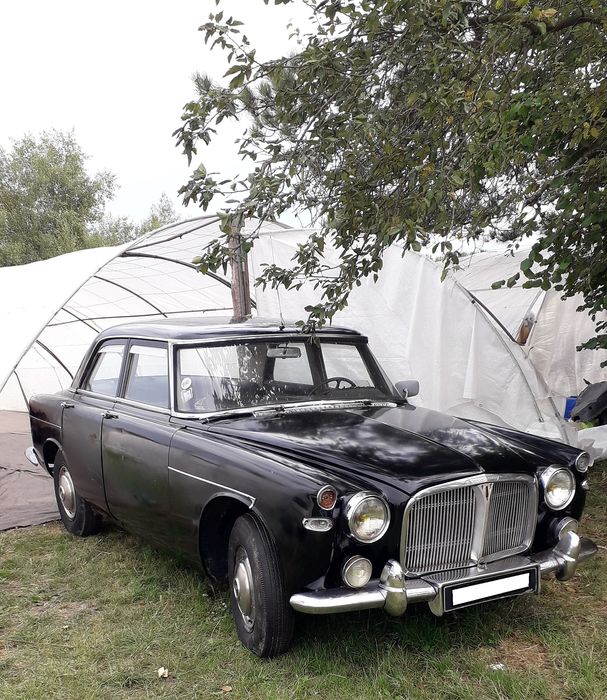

395,380,419,399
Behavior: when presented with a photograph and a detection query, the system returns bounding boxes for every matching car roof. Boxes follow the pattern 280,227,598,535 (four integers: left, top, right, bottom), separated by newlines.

97,316,364,342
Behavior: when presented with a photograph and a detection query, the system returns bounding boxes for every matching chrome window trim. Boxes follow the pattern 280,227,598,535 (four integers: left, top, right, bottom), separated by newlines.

170,399,397,421
114,395,172,416
400,473,538,576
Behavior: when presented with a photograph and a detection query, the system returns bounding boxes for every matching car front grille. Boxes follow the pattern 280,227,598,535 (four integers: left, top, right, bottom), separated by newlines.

400,474,537,576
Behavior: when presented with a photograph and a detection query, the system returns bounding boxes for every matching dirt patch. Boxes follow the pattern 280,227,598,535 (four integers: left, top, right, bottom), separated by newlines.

30,600,96,620
484,634,551,673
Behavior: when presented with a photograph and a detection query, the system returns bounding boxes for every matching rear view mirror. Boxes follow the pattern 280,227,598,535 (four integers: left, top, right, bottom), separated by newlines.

267,346,302,359
395,380,419,398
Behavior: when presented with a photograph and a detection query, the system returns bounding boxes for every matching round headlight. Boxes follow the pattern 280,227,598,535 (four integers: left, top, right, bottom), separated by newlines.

575,451,592,473
345,492,390,543
541,467,576,510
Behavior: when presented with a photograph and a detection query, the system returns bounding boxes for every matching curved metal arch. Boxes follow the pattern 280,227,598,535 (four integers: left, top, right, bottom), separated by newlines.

119,251,257,310
93,275,168,318
35,340,75,380
130,216,221,251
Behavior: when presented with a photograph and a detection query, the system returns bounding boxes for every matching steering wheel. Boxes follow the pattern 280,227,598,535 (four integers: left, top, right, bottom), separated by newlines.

308,376,357,396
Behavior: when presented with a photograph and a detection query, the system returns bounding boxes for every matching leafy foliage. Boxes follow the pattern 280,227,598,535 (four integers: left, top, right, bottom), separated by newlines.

0,131,115,266
0,132,180,265
176,0,607,354
96,193,180,245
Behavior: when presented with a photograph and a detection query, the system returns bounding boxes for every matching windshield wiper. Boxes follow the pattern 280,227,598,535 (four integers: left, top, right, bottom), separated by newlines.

200,405,287,423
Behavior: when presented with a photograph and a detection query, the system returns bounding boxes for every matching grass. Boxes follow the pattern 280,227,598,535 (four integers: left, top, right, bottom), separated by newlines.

0,465,605,700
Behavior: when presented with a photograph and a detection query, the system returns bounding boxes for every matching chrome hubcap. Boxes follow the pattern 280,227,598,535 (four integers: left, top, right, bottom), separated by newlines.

233,547,254,631
58,466,76,519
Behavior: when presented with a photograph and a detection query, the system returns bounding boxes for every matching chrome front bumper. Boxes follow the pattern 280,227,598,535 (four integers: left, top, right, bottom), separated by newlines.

290,532,598,617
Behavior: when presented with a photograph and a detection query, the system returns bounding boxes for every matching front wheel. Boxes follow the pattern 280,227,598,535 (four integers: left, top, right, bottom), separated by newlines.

228,513,294,657
53,452,101,537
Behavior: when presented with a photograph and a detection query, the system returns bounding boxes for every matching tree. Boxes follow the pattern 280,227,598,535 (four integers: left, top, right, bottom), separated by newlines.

0,130,115,265
95,193,180,245
176,0,607,358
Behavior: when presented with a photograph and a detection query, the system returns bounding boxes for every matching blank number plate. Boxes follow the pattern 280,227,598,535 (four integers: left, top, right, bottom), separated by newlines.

443,567,538,612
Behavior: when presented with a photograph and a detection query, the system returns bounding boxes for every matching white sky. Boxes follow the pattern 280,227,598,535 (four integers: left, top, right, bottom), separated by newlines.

0,1,309,221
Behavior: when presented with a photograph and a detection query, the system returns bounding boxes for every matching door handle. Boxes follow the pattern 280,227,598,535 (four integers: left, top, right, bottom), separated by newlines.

102,411,119,420
60,401,74,409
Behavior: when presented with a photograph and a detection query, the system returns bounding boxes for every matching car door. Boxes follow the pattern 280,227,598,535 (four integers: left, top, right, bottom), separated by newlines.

62,339,127,512
101,340,178,545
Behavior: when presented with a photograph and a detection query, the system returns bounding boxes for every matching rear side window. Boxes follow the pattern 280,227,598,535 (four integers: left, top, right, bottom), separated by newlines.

123,343,169,408
82,342,126,396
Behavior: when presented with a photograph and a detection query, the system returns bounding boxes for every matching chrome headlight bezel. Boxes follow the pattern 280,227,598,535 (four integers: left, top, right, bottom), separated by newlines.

574,451,593,473
540,466,576,510
344,491,390,543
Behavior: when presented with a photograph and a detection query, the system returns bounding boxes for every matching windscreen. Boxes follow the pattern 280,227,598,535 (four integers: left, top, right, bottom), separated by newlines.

175,339,394,413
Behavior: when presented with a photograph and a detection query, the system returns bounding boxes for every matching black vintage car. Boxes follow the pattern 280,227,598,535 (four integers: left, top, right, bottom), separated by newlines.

27,317,597,657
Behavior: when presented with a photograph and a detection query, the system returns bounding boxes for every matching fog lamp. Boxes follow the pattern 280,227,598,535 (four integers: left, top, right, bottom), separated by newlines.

342,556,373,588
551,517,578,541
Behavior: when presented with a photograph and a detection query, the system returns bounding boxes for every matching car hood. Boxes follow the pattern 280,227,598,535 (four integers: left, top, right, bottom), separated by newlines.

206,403,559,496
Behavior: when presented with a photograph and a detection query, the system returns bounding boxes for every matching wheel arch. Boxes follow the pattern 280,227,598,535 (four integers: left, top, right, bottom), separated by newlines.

198,494,257,581
42,439,62,474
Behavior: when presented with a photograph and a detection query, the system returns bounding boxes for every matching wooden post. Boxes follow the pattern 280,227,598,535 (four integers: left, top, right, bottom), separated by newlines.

228,215,251,322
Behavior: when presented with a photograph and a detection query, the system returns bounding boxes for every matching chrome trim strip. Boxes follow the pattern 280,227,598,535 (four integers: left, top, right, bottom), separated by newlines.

25,447,39,466
400,473,538,576
302,517,334,532
172,399,396,421
167,466,255,506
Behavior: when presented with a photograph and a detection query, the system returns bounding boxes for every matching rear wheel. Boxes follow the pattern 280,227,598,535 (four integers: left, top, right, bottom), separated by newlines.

228,513,294,657
53,452,101,537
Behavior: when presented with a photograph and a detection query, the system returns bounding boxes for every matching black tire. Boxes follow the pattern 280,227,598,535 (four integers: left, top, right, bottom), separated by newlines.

53,452,101,537
228,513,294,658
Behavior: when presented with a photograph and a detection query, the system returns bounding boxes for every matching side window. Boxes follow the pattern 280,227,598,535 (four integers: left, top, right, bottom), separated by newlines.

123,343,169,408
321,343,373,386
271,343,312,385
82,342,126,396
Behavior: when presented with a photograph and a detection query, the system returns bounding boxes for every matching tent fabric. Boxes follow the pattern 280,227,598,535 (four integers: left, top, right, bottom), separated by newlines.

0,217,286,411
250,230,566,442
0,411,57,531
453,248,607,401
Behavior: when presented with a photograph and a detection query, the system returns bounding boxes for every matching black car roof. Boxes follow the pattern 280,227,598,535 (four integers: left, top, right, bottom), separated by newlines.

97,316,364,342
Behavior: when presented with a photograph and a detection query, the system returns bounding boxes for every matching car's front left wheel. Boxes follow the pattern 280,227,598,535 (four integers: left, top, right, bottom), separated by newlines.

53,452,101,537
228,513,294,658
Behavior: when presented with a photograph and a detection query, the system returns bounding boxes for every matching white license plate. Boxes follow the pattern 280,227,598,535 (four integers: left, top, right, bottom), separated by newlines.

451,572,531,607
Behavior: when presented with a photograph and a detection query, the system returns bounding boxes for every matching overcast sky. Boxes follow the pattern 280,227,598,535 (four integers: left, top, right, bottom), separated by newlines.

0,1,308,221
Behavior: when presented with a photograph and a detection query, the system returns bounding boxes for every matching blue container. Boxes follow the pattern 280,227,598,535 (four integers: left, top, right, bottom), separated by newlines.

564,396,577,421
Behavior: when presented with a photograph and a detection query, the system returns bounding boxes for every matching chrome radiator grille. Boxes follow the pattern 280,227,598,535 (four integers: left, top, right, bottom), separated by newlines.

401,475,537,576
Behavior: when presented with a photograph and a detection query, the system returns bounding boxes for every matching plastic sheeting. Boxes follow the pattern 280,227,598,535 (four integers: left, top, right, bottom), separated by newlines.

0,217,286,411
454,249,607,402
250,230,566,442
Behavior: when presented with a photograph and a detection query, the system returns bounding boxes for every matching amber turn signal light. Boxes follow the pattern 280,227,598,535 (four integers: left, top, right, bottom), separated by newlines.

317,485,337,510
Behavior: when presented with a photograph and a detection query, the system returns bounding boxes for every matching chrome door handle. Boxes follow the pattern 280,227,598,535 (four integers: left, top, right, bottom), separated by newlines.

60,401,74,409
102,411,119,419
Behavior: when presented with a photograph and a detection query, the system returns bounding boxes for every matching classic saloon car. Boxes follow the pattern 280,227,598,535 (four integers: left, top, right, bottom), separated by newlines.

27,318,597,657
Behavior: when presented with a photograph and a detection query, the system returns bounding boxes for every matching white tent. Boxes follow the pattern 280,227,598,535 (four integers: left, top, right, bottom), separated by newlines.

2,217,600,449
0,216,287,411
453,248,607,410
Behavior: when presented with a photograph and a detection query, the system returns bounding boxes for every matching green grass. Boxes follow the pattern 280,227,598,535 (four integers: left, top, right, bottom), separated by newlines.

1,465,606,700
